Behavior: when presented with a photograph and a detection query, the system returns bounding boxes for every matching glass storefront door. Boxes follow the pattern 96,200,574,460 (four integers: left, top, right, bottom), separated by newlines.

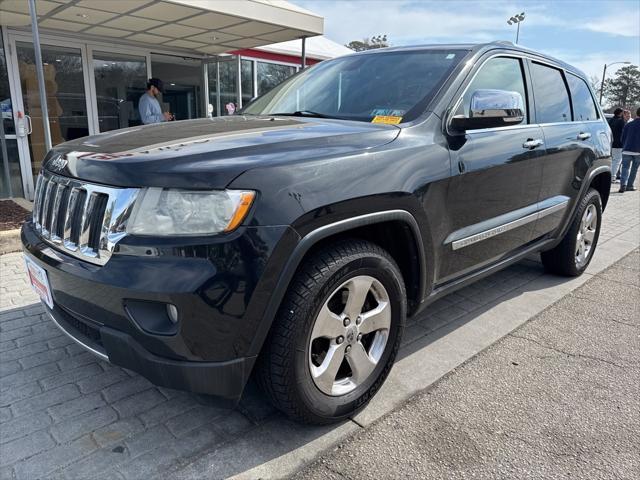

207,55,239,116
0,30,22,198
13,39,92,183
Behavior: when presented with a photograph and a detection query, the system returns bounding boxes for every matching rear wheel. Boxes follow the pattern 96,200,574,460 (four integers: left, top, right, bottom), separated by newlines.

256,239,406,424
541,188,602,276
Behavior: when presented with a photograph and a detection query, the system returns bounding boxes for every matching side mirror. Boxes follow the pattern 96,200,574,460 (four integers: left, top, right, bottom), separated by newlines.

451,89,525,131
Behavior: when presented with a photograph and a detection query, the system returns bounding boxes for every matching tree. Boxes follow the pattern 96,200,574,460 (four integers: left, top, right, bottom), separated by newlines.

604,64,640,109
345,35,389,52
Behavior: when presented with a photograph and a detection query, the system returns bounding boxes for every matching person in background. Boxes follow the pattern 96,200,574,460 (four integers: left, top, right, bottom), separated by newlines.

139,78,173,125
608,108,625,183
619,107,640,193
623,109,631,123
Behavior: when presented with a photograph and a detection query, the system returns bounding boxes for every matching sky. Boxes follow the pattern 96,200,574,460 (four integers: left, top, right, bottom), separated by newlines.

296,0,640,81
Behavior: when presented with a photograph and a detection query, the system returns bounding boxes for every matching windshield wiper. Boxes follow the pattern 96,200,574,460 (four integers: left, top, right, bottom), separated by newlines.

269,110,333,119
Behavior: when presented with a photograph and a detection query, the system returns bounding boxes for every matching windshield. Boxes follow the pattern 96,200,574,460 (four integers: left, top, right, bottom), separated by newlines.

243,49,467,123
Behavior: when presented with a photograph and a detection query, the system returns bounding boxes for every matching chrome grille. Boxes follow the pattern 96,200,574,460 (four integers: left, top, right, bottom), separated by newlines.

32,171,139,265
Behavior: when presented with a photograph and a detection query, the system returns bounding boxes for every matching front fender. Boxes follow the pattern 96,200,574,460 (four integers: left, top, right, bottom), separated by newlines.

245,206,429,358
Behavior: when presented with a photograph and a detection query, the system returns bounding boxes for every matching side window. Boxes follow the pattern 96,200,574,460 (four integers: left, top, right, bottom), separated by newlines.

456,57,528,123
530,62,571,123
567,73,599,121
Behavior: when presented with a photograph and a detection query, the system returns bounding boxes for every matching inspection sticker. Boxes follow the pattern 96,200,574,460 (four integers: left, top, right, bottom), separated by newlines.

372,115,403,125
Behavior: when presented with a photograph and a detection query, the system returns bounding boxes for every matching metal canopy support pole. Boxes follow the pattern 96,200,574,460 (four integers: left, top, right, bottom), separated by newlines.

236,55,242,110
301,36,307,69
28,0,52,153
215,59,221,117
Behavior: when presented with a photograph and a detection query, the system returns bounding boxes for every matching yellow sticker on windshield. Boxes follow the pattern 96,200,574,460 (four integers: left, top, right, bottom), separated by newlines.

372,115,402,125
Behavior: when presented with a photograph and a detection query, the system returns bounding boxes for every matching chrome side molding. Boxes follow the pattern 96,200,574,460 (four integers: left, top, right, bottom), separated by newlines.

448,197,569,251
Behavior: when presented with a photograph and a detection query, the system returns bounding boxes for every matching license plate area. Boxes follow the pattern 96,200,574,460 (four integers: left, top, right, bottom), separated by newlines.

24,255,54,309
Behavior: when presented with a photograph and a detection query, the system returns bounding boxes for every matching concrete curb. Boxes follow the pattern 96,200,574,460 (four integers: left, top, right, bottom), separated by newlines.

0,228,22,255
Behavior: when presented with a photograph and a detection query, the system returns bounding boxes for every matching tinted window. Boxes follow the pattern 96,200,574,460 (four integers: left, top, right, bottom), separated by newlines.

457,57,528,122
244,50,465,123
531,63,571,123
567,73,598,121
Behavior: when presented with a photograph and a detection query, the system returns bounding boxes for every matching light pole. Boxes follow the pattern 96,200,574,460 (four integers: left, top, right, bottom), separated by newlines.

599,61,631,106
507,12,525,43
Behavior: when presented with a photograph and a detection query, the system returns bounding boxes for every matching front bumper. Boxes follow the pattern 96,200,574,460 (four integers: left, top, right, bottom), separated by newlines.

22,220,299,401
46,301,254,401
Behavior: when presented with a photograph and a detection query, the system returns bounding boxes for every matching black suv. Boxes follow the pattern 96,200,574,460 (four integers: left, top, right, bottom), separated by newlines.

22,42,611,424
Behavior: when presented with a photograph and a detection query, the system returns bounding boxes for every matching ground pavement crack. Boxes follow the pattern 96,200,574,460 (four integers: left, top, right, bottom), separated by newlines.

508,333,627,369
323,463,352,479
600,316,638,328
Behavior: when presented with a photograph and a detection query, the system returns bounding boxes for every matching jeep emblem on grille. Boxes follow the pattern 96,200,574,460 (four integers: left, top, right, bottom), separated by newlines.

49,155,68,171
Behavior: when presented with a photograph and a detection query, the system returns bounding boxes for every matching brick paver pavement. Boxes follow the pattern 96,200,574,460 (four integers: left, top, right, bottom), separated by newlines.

1,189,638,479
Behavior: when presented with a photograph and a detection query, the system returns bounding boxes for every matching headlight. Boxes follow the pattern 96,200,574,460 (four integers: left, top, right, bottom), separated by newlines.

126,188,255,236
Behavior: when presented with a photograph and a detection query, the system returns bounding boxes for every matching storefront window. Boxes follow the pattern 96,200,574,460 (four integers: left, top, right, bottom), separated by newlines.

241,59,254,106
257,62,296,96
93,51,147,133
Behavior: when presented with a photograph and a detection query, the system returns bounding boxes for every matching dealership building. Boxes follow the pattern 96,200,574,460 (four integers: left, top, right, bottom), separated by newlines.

0,0,350,200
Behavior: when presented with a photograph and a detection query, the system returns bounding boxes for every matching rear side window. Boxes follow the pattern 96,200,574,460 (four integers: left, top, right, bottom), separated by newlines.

457,57,528,123
530,62,571,123
567,73,599,121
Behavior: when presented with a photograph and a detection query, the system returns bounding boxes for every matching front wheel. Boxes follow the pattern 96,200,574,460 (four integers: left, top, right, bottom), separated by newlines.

256,239,406,424
541,188,602,276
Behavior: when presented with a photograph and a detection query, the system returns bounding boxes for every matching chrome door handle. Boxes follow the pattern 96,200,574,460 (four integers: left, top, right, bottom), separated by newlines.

577,132,591,140
25,114,33,135
522,138,543,149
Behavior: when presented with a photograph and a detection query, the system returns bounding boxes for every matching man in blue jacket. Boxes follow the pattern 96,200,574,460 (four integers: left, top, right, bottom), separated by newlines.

619,107,640,193
139,78,173,125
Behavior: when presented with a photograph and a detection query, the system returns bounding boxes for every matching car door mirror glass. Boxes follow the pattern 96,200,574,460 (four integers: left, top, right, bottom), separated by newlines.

452,89,525,131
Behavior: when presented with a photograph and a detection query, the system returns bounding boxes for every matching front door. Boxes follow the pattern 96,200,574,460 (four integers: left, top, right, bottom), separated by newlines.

7,34,94,198
439,55,544,282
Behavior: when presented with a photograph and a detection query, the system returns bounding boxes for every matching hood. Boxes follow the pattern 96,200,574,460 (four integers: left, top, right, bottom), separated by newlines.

44,116,400,189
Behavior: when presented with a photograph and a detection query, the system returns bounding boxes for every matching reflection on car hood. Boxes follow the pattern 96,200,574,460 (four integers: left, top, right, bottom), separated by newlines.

44,116,401,189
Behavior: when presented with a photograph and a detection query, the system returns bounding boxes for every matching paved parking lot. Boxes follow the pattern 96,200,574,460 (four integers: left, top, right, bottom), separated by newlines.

1,189,638,479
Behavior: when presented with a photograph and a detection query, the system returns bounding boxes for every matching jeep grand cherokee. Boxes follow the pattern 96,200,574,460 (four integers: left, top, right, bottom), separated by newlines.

22,42,611,424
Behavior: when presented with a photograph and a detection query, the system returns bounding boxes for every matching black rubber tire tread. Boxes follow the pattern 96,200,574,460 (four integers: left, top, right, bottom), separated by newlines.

255,238,406,424
541,188,602,277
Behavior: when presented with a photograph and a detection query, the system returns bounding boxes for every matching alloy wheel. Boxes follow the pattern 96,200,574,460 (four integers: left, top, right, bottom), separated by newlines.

575,203,597,268
308,275,391,396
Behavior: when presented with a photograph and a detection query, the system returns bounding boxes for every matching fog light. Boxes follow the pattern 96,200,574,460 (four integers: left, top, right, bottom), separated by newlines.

166,304,179,324
124,300,179,336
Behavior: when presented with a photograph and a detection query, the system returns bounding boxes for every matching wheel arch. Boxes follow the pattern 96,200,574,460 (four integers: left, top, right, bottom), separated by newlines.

589,168,611,211
247,210,427,358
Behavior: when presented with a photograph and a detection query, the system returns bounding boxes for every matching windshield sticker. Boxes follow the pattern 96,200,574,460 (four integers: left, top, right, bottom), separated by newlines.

372,115,403,125
446,53,456,59
371,108,406,117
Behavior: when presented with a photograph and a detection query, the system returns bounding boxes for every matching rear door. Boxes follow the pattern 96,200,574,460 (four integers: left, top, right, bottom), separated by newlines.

439,55,545,282
529,62,599,238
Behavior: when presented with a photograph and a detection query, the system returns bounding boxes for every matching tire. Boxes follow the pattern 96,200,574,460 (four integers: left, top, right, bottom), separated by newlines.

541,188,602,276
256,239,406,424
